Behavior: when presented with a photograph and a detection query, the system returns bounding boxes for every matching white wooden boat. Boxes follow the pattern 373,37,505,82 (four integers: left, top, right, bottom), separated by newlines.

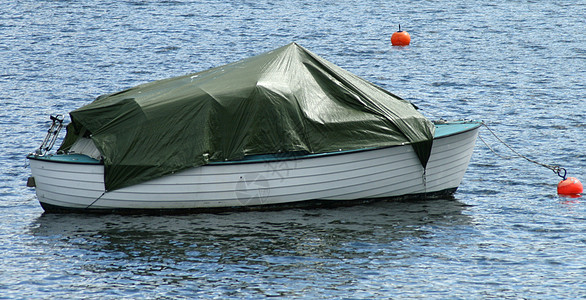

26,43,482,213
27,121,481,213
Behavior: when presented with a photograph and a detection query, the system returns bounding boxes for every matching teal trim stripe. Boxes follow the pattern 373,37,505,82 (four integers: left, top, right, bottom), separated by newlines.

434,121,482,138
27,153,101,164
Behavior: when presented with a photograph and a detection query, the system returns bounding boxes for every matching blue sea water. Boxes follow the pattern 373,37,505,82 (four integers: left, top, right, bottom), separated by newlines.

1,0,585,298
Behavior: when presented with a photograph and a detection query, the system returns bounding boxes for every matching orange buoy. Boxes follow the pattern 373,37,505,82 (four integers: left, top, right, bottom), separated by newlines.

391,24,411,46
557,177,583,196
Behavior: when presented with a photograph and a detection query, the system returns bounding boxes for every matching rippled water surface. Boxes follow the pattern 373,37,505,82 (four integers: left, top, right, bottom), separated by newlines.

1,0,585,298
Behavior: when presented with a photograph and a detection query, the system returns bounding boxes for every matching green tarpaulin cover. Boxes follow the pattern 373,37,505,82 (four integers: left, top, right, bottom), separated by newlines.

60,43,435,191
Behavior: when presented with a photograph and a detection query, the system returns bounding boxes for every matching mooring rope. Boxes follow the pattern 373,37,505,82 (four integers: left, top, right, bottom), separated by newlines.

479,122,567,180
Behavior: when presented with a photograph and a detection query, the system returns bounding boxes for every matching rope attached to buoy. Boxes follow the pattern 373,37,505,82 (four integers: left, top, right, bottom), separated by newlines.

478,122,582,196
479,122,566,179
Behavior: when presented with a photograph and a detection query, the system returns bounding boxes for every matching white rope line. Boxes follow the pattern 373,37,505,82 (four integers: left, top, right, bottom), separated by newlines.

480,122,566,179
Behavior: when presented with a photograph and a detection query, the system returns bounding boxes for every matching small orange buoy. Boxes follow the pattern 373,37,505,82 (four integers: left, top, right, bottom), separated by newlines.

391,24,411,46
557,177,583,196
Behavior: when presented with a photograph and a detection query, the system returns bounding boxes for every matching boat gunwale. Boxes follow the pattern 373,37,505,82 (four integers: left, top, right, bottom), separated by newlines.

27,121,482,166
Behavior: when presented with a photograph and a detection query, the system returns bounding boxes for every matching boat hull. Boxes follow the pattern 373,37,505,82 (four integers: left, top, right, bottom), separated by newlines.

28,122,481,213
